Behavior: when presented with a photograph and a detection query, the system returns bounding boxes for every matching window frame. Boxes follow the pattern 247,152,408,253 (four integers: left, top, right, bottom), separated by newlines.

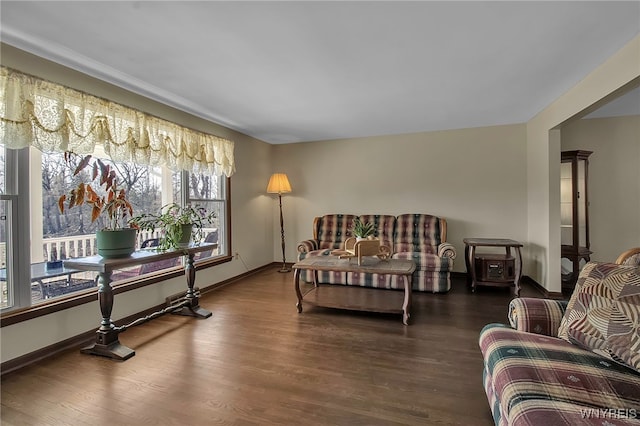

0,147,232,325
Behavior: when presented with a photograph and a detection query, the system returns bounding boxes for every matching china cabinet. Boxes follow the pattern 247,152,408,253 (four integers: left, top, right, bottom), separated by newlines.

560,150,593,292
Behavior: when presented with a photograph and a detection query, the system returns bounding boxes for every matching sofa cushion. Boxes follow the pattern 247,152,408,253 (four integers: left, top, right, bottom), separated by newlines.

607,277,640,373
394,214,443,252
359,214,396,252
480,323,640,425
316,214,356,250
558,262,640,371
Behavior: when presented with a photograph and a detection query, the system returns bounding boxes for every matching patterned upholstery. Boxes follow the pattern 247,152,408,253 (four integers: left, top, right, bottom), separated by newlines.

297,213,455,292
617,248,640,266
316,214,356,250
609,278,640,373
394,214,443,252
558,262,640,372
480,323,640,426
358,214,396,252
481,263,640,425
508,297,568,336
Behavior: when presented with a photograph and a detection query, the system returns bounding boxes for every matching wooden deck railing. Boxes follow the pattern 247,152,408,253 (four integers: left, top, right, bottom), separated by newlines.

0,228,217,267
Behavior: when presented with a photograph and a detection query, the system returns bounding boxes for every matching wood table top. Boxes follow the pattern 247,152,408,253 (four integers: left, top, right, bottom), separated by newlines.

63,243,216,273
463,238,523,247
293,256,415,275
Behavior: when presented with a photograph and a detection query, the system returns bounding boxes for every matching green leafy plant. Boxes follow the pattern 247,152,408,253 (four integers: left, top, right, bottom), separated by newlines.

351,217,375,239
57,152,133,230
129,203,217,251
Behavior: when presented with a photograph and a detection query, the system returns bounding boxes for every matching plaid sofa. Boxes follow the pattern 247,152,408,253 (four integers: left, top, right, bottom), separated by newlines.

479,263,640,425
296,214,456,292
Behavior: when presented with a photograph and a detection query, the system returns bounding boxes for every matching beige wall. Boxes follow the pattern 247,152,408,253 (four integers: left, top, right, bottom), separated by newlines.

273,124,529,274
526,34,640,292
561,115,640,262
2,33,640,362
0,44,276,362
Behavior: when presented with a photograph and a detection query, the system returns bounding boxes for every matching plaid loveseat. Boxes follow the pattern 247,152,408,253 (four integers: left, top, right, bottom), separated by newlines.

479,262,640,426
296,214,456,292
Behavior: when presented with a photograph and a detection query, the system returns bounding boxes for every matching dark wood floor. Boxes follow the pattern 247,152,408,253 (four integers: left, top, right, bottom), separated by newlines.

1,269,543,425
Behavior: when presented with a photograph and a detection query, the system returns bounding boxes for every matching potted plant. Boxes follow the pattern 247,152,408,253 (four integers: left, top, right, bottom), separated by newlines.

129,203,217,251
57,152,136,258
351,217,375,240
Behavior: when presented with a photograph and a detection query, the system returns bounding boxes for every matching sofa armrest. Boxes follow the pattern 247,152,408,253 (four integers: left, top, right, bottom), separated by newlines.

437,242,457,260
297,239,319,253
508,297,568,337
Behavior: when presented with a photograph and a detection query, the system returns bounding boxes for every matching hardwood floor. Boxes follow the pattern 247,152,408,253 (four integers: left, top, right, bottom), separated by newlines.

1,268,543,425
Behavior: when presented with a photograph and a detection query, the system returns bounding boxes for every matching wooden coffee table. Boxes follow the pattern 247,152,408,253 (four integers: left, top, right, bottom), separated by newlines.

293,256,416,325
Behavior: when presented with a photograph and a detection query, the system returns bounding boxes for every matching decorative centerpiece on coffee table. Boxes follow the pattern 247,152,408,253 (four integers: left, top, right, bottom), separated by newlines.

330,218,391,265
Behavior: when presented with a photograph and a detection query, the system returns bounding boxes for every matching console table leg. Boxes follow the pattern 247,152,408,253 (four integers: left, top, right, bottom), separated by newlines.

81,271,135,360
173,253,212,318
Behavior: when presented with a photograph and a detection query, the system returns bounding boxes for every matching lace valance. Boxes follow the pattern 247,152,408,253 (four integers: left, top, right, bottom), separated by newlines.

0,66,235,176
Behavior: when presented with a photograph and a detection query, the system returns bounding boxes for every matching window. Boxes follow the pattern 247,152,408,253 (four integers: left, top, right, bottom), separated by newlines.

0,146,230,312
0,67,235,314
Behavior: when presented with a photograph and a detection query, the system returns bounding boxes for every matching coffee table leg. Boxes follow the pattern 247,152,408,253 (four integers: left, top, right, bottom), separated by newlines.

294,268,303,313
402,275,412,325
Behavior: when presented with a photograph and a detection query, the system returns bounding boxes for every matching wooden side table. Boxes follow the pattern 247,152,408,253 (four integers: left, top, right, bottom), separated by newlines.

463,238,523,297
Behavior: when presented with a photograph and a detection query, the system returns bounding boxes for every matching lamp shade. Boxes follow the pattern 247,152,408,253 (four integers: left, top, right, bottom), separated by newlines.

267,173,292,194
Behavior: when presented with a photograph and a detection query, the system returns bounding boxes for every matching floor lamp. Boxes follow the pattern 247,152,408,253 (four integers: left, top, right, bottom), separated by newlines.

267,173,292,273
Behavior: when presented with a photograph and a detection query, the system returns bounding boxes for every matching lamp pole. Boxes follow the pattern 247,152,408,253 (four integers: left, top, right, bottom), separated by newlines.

277,192,290,272
267,173,292,273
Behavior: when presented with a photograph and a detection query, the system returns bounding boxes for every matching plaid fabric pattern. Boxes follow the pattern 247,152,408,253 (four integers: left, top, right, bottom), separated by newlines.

347,272,401,289
392,251,453,271
405,271,450,292
480,323,640,426
508,298,568,337
394,214,443,252
438,242,457,260
316,214,356,250
359,214,396,252
296,214,454,292
346,270,450,292
484,368,503,425
297,249,347,284
297,239,318,253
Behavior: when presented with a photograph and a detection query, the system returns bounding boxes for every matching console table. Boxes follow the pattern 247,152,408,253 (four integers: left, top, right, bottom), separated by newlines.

64,243,214,361
463,238,523,296
293,256,416,325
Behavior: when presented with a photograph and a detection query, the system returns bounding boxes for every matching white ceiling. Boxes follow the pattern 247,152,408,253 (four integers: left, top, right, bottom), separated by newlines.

1,1,639,144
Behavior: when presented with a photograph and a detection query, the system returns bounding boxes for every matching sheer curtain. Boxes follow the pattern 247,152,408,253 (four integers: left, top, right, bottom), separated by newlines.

0,66,235,177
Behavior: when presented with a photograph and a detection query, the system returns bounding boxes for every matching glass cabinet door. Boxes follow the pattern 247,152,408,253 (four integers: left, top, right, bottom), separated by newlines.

560,162,573,246
560,150,593,292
